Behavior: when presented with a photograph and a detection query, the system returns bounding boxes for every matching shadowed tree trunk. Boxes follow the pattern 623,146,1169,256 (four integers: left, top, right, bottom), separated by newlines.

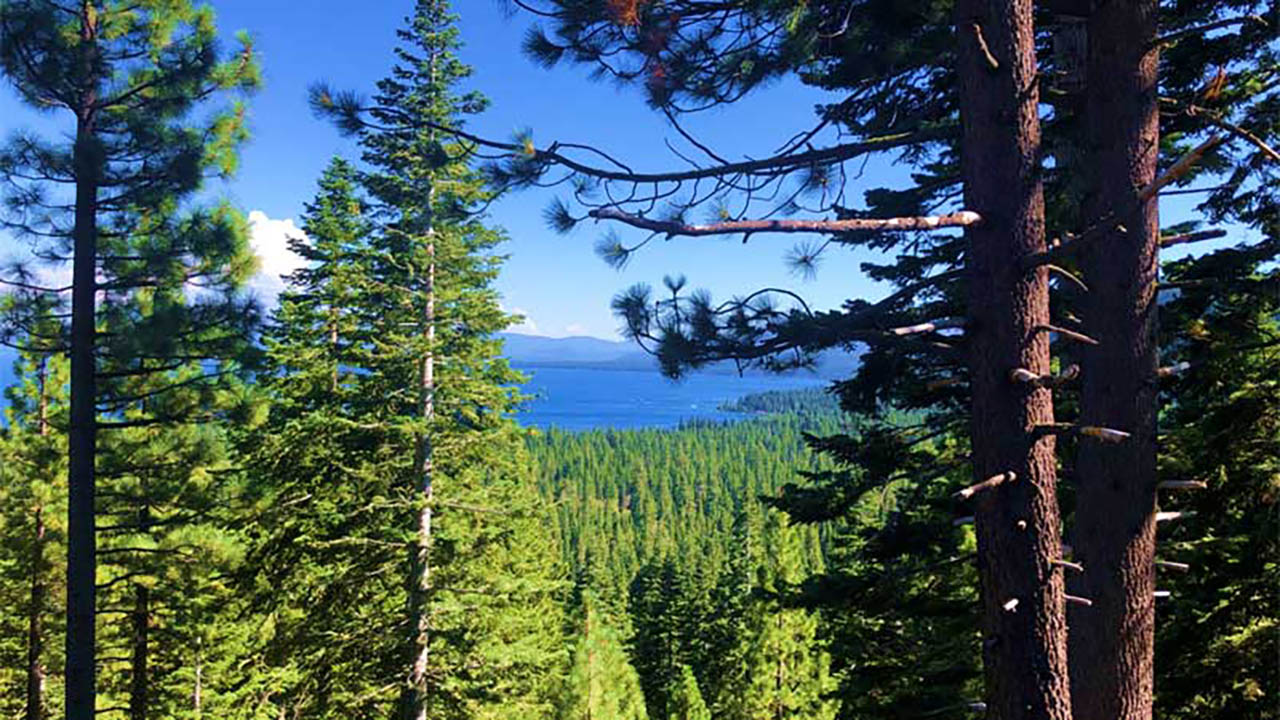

130,583,150,720
954,0,1073,717
1070,2,1161,719
67,7,101,718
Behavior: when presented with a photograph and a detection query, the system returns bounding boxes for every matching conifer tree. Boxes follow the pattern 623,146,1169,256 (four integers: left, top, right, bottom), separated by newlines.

558,597,649,720
0,4,261,716
252,4,567,714
665,666,709,720
490,3,1278,717
1151,236,1279,719
0,338,68,720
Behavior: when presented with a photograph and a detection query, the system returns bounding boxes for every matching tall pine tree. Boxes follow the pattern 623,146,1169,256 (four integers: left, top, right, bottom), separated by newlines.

0,3,261,716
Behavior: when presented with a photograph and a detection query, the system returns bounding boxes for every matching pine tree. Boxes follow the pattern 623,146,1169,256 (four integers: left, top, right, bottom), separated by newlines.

495,3,1278,717
0,4,261,716
248,4,567,713
665,665,709,720
1151,236,1279,719
717,512,837,720
0,335,69,720
558,597,649,720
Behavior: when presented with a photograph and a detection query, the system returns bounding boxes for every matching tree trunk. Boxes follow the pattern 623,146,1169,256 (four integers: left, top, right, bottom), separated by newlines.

130,584,150,720
954,1,1073,718
26,507,47,720
403,141,437,719
67,6,101,719
329,306,339,393
405,244,435,720
1069,3,1160,719
26,358,50,720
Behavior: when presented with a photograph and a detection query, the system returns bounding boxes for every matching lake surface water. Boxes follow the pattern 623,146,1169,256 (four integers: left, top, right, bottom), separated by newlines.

515,365,824,431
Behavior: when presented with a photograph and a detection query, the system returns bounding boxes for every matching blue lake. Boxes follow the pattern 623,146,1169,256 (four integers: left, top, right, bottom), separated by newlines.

514,365,826,431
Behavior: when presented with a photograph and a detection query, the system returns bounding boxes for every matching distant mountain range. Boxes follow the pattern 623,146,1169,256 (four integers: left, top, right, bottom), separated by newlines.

498,332,860,379
499,332,650,368
0,333,861,394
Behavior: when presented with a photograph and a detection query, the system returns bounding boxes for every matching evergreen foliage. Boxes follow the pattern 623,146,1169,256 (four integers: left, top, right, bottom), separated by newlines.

0,3,1274,719
0,346,68,720
557,596,649,720
0,2,262,716
529,415,841,719
241,3,566,716
1152,238,1280,719
665,665,709,720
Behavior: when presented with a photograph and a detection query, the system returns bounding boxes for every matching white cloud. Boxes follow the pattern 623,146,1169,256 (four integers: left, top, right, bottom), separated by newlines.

506,306,539,335
563,323,587,336
247,210,308,302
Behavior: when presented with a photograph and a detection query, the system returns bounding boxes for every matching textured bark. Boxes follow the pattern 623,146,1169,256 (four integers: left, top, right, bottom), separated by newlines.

1069,2,1161,719
404,242,435,720
66,7,101,719
955,1,1073,718
130,584,150,720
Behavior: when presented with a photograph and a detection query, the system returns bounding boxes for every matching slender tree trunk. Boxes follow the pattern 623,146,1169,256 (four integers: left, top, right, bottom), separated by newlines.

1069,3,1160,719
26,507,47,720
329,307,339,393
130,584,150,720
954,1,1073,718
405,243,435,720
67,6,101,719
404,146,437,720
26,358,51,720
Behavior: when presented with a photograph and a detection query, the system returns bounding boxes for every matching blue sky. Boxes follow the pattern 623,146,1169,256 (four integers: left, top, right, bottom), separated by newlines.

0,1,1236,340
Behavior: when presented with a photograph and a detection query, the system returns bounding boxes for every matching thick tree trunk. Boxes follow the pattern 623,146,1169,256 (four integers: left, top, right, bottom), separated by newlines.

1069,3,1160,720
130,584,150,720
67,7,101,718
26,507,46,720
954,1,1073,718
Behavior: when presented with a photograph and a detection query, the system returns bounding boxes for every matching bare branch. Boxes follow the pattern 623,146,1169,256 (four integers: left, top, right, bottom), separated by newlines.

1160,228,1229,248
1152,15,1269,51
954,471,1016,500
1034,324,1100,346
1138,135,1226,202
588,207,983,238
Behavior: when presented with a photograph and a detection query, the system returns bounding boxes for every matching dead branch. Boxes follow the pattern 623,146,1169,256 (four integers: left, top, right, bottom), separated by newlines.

1138,135,1226,202
954,471,1016,500
1034,324,1100,346
588,207,983,238
1160,228,1228,249
1010,364,1080,389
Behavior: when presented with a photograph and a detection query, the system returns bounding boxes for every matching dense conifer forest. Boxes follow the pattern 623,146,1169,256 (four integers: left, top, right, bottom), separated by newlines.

0,1,1276,719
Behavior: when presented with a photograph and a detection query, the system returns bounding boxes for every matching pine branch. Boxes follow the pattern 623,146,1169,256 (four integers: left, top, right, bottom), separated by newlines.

318,94,956,184
588,207,982,238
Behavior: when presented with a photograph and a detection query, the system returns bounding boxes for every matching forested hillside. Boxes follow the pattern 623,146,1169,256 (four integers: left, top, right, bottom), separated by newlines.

531,415,846,720
0,1,1275,720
